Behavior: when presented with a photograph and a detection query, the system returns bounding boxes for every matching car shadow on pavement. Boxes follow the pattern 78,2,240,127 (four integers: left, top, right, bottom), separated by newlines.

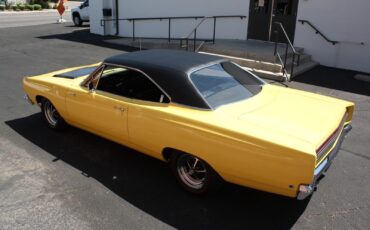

6,113,310,230
37,28,139,53
293,65,370,96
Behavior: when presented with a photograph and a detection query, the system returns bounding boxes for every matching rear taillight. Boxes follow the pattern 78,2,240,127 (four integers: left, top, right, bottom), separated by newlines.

316,112,348,159
316,128,340,159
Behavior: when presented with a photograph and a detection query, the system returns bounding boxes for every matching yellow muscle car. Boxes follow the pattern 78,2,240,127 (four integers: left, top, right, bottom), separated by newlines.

23,50,354,199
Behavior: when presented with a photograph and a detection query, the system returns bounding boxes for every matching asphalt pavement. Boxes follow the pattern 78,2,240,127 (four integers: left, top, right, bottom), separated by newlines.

0,11,72,29
0,23,369,230
0,0,83,29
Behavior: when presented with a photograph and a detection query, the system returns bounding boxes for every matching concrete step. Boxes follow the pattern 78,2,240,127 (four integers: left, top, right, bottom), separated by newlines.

290,60,319,78
110,38,210,51
200,51,318,81
283,54,312,70
278,47,305,60
202,41,304,63
243,60,319,82
244,67,286,82
199,51,282,72
107,38,184,50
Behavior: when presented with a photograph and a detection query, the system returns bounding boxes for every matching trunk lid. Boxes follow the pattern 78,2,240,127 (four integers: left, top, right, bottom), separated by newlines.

221,84,347,149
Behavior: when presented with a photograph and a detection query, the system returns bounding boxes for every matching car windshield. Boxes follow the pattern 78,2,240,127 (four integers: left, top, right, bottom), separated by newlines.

190,62,264,109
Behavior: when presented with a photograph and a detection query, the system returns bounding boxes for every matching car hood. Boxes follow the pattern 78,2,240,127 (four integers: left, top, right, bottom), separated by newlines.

216,84,349,151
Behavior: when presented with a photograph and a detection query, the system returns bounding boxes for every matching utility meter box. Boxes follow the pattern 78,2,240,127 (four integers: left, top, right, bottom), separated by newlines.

103,8,112,17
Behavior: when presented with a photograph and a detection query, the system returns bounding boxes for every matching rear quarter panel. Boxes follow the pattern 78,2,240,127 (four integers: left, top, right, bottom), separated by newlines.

23,76,70,118
128,102,316,198
23,64,98,119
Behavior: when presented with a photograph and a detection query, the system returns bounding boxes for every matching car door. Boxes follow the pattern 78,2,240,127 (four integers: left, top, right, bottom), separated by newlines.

65,65,130,143
80,0,89,21
124,70,171,158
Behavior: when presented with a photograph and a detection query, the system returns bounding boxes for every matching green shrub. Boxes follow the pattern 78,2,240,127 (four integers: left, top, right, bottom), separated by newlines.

25,4,34,11
33,4,42,10
0,5,5,11
12,5,17,11
17,3,24,10
32,0,50,9
52,4,57,9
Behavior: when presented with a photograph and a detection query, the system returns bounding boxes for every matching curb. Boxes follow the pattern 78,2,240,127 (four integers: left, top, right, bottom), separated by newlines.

0,9,71,15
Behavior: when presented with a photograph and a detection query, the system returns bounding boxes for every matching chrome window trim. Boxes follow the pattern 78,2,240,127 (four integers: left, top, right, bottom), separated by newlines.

170,102,213,111
187,73,215,111
81,63,105,88
186,60,226,76
187,61,265,110
81,63,214,110
185,60,228,110
81,62,172,103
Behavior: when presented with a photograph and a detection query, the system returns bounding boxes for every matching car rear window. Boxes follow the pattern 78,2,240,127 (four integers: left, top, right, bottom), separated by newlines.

190,62,263,109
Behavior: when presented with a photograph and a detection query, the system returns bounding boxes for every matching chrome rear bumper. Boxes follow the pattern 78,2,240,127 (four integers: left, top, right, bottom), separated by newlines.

297,124,352,200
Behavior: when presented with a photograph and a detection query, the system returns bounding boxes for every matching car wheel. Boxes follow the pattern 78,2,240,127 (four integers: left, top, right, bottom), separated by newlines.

41,99,66,130
73,15,83,26
170,152,222,195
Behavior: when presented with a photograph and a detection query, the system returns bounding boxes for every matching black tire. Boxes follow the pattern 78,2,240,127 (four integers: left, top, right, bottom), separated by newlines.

170,152,222,195
73,14,83,26
41,99,66,130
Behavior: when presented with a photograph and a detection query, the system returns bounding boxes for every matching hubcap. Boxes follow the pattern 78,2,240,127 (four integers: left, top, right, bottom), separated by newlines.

177,154,207,189
44,101,59,126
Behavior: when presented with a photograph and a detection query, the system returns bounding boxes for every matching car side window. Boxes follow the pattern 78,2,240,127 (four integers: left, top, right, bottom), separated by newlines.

128,71,170,103
80,0,88,8
96,65,131,97
96,65,169,103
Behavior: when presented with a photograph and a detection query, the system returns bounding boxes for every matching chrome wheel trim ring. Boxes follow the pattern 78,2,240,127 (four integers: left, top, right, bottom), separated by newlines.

44,101,58,127
177,154,207,190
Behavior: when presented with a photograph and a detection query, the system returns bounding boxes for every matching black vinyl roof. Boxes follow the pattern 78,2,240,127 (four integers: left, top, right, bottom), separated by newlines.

104,50,226,109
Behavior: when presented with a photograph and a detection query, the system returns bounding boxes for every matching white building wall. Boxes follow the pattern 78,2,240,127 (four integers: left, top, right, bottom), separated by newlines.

294,0,370,73
89,0,370,73
90,0,249,40
89,0,104,35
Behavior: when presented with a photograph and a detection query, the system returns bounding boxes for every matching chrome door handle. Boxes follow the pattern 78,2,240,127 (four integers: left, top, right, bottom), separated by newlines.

113,106,125,112
67,92,76,96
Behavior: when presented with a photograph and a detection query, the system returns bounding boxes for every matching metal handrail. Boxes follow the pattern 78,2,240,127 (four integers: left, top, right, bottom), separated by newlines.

298,20,339,45
195,41,206,52
184,17,210,40
100,15,246,47
274,22,299,55
180,17,211,52
273,22,301,81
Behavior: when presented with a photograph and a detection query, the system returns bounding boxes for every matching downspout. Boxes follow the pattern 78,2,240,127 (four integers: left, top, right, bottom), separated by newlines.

115,0,119,35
